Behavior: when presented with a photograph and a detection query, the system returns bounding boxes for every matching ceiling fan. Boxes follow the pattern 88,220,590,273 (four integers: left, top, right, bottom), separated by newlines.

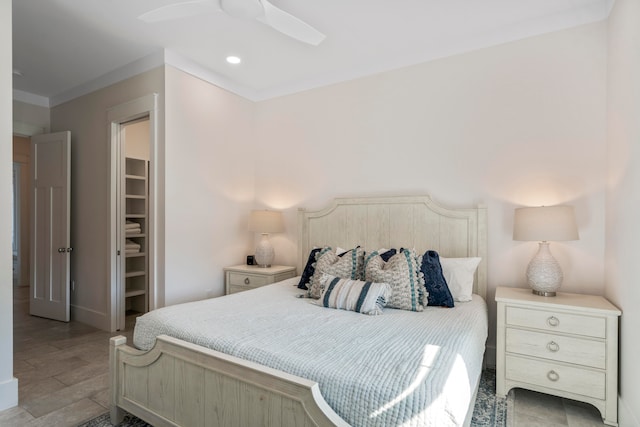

138,0,325,46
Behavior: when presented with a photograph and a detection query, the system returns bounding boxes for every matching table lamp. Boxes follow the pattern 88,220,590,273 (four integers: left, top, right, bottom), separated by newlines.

513,205,579,296
248,210,284,267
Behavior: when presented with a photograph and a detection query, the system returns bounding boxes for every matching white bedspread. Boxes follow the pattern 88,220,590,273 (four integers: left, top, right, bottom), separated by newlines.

134,277,488,427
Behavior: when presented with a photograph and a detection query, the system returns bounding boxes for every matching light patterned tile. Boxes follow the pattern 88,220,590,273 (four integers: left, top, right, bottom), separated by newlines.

22,373,108,418
90,388,110,409
24,398,106,427
54,360,108,386
0,406,35,425
564,400,605,427
19,377,66,404
17,356,90,387
513,389,568,425
513,411,568,427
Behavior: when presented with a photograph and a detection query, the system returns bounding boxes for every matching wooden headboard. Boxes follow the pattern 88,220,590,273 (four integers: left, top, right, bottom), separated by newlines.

298,195,488,299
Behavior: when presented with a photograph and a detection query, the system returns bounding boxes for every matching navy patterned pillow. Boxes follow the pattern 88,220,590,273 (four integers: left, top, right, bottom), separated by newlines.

363,248,397,271
421,250,455,308
297,248,323,290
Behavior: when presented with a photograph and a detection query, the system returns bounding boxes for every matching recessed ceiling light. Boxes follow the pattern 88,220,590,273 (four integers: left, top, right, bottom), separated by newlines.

226,56,241,65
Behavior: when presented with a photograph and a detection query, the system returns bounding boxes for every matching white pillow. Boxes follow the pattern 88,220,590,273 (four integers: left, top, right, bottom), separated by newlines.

440,257,481,302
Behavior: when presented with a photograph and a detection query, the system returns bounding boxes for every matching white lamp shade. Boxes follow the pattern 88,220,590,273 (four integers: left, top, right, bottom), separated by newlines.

248,210,284,234
513,206,579,242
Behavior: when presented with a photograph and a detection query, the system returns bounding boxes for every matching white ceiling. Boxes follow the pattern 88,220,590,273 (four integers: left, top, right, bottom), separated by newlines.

12,0,613,105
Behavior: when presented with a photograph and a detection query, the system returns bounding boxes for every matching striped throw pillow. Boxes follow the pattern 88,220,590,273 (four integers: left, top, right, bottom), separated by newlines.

317,274,391,315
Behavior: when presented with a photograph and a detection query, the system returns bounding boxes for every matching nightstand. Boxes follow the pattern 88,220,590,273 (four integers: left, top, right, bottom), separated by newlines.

495,287,621,426
224,265,296,295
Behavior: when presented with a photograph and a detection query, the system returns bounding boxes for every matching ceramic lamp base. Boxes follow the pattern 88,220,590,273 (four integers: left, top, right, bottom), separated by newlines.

254,233,274,267
526,242,562,297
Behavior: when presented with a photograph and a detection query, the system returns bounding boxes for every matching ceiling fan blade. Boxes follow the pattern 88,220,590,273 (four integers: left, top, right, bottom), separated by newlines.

219,0,263,19
258,0,325,46
138,0,217,23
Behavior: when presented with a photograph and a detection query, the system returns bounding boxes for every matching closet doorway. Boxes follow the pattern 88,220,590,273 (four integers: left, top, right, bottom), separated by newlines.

108,94,158,332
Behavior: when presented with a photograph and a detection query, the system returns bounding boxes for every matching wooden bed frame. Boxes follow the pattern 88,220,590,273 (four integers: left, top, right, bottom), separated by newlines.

110,195,488,426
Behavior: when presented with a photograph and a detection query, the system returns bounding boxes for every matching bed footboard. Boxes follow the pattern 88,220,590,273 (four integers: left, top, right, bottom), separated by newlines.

109,335,348,427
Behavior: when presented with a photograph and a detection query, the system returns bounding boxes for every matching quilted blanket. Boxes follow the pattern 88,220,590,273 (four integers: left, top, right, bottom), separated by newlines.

134,277,488,427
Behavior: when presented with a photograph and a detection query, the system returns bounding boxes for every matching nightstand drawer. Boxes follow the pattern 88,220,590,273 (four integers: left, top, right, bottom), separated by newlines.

506,328,606,369
228,284,254,294
506,355,605,400
228,272,270,288
506,306,606,338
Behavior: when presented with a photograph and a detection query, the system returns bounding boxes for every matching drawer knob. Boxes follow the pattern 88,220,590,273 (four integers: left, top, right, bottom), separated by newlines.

547,316,560,327
547,370,560,382
547,341,560,352
244,277,250,285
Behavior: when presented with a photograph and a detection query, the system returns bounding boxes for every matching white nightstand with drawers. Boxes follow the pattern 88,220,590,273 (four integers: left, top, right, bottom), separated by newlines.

495,286,621,426
224,265,296,295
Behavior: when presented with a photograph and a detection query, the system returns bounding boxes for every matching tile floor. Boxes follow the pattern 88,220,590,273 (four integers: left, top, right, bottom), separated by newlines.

509,388,606,426
0,286,134,426
0,285,607,427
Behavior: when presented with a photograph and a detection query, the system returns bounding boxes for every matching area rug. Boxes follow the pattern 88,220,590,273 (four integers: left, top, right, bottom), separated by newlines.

79,369,509,427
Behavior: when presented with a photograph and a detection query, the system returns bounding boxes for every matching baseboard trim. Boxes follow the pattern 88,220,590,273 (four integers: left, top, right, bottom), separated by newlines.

0,377,18,412
71,304,108,331
618,394,639,427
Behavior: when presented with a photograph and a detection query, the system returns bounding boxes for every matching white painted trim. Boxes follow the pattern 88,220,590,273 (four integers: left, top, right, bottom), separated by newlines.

252,2,614,101
50,52,165,107
107,94,158,332
0,378,18,412
70,304,108,331
163,49,258,100
12,89,49,108
19,1,616,108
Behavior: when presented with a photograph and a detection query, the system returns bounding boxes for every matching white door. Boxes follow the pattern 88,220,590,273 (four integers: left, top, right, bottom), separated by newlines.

30,131,71,322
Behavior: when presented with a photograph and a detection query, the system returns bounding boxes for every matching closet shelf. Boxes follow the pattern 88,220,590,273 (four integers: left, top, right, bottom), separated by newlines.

126,252,146,258
123,156,149,322
125,289,146,298
125,174,146,181
126,270,145,278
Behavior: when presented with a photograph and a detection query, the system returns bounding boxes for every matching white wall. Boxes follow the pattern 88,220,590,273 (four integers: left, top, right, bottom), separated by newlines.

163,65,256,304
605,0,640,424
254,22,608,364
0,0,18,412
50,68,165,330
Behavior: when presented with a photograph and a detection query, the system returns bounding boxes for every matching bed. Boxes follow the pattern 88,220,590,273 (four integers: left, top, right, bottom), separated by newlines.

110,195,488,427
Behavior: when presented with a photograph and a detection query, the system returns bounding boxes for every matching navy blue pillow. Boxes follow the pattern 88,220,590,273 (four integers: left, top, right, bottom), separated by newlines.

297,248,323,290
380,248,397,262
421,250,455,307
363,248,397,271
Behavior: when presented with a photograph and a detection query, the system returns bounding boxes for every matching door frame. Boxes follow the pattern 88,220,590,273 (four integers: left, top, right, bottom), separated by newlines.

107,94,158,332
12,162,20,286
